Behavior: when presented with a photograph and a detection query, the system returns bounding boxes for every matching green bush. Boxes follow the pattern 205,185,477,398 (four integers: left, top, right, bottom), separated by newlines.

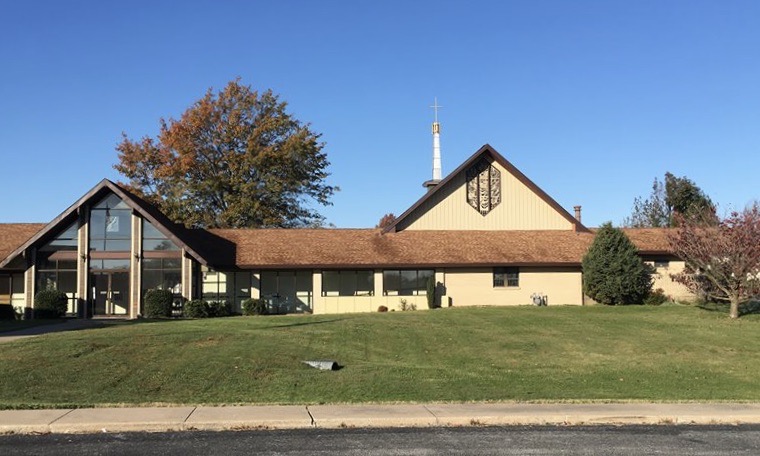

582,223,653,305
644,288,669,306
0,305,16,320
206,301,231,318
398,298,416,311
242,298,267,316
183,299,208,318
426,276,437,309
34,289,68,318
143,289,174,318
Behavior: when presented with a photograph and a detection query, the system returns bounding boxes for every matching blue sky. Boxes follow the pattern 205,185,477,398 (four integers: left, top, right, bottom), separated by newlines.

1,0,758,228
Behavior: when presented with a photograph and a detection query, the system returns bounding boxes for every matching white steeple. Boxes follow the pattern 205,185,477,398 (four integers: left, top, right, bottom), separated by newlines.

423,97,443,190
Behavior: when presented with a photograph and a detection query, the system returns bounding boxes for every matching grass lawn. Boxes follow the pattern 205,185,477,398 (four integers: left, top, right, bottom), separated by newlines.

0,305,758,409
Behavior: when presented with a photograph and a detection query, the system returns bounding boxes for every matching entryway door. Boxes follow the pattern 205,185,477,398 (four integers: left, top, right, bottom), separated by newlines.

91,272,129,316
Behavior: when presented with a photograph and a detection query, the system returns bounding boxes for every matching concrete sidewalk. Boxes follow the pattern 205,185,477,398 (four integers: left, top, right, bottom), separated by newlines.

2,403,760,434
0,319,114,344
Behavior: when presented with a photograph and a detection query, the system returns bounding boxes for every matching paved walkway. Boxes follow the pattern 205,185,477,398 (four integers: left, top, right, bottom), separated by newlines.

2,403,760,434
0,319,123,344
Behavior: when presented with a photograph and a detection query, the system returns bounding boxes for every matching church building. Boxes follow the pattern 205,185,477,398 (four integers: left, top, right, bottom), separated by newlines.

0,109,690,318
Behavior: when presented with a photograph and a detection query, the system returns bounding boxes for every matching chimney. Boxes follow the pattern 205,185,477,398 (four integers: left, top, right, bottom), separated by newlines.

574,205,582,223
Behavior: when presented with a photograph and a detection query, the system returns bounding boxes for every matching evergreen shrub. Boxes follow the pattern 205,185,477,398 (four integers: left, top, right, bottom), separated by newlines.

426,276,437,309
183,299,208,318
143,289,174,318
0,305,16,320
582,223,653,305
207,301,231,318
644,288,669,306
242,298,267,316
33,289,68,318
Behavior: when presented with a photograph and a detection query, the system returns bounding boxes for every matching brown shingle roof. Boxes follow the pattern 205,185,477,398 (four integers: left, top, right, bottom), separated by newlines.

621,228,673,254
0,221,675,271
209,228,599,268
0,224,45,265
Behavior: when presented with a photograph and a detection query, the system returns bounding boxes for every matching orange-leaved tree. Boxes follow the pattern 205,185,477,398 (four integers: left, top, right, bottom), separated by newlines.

115,79,336,228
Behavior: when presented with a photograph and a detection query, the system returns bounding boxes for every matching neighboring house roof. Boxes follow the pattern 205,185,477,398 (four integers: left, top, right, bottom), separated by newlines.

383,144,590,234
0,224,46,266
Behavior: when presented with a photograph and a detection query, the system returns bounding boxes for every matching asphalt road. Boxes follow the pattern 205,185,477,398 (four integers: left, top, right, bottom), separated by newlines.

2,425,759,455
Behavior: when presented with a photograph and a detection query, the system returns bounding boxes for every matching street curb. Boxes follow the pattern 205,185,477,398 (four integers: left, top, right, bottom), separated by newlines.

3,404,760,435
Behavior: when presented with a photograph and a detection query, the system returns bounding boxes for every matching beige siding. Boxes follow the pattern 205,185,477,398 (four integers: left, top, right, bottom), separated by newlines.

399,161,574,231
443,267,583,306
647,260,695,302
130,214,142,318
308,269,431,314
309,267,581,314
77,213,88,317
315,295,429,314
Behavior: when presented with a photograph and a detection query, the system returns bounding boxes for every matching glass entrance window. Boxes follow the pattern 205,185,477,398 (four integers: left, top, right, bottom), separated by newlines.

89,193,131,251
91,272,129,316
142,258,181,295
142,220,179,251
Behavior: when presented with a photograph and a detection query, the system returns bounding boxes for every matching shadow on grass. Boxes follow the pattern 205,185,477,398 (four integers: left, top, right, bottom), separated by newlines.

267,318,345,329
696,300,760,317
0,318,113,339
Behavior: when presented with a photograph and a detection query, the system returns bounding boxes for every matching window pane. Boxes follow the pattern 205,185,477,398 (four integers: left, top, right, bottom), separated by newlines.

90,210,106,238
45,221,78,249
295,271,312,293
11,274,24,294
163,258,182,269
400,270,417,296
93,193,130,210
58,271,77,293
143,239,179,251
418,270,434,294
37,271,57,291
339,272,355,296
142,220,166,239
506,267,519,287
0,276,9,304
37,252,56,270
143,258,162,270
260,271,277,298
235,272,251,297
356,271,374,296
105,211,131,239
493,268,505,287
58,260,78,270
101,259,130,270
164,271,182,294
104,239,131,251
142,269,162,292
383,270,399,295
322,271,339,296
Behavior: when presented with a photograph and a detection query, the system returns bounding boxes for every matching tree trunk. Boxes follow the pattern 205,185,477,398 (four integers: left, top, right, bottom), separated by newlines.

729,297,740,319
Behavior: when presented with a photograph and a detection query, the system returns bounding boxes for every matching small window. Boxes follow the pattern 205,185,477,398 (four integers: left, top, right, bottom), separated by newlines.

493,267,519,288
654,260,669,269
